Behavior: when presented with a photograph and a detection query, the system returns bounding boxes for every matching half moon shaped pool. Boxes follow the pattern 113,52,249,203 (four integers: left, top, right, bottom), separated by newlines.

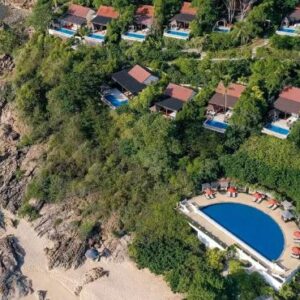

200,203,284,261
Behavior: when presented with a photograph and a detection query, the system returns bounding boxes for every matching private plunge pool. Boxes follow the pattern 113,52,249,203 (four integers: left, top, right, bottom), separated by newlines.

200,203,284,261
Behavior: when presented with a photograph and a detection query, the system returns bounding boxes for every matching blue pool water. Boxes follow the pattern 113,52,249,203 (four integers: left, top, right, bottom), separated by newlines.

205,119,228,130
215,27,230,33
124,32,146,39
88,33,105,40
56,28,75,36
166,30,189,37
265,123,289,136
105,94,128,107
201,203,284,260
281,27,296,33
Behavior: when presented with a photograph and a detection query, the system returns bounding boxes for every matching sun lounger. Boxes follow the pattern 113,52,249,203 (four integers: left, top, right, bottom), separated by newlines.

291,253,300,259
272,204,278,210
257,197,264,204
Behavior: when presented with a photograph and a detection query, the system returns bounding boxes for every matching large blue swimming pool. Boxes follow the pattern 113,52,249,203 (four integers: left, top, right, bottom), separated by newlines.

265,123,289,136
104,94,128,108
201,203,284,261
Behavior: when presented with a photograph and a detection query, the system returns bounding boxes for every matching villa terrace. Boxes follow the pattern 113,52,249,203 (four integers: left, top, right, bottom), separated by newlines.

276,6,300,36
152,83,195,119
203,82,245,133
85,5,119,44
49,4,95,39
262,86,300,139
163,2,197,40
122,5,154,42
179,191,300,290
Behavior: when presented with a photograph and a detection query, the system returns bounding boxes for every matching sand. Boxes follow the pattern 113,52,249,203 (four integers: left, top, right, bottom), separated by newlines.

4,214,182,300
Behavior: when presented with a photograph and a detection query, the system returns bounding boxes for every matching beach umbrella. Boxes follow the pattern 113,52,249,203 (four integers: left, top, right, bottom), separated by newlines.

267,199,278,206
85,248,99,260
281,210,294,221
293,231,300,239
202,183,211,192
292,247,300,255
253,192,262,199
228,186,237,193
205,188,214,196
281,200,295,210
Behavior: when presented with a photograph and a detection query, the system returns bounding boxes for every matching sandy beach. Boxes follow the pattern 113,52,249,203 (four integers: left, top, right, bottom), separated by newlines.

4,213,182,300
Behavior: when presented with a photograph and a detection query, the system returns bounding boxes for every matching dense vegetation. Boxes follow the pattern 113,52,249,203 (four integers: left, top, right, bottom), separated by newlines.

2,0,300,299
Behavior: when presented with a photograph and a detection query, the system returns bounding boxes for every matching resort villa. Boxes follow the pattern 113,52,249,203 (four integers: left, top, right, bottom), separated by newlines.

152,83,195,118
85,5,120,44
122,5,154,42
203,82,246,133
262,86,300,139
276,5,300,36
101,65,158,109
163,2,197,40
49,4,95,39
179,183,300,290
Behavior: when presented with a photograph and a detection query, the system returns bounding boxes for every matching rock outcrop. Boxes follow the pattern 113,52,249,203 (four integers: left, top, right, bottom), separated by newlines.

0,55,14,78
34,201,97,269
74,267,109,296
0,235,32,299
1,0,36,10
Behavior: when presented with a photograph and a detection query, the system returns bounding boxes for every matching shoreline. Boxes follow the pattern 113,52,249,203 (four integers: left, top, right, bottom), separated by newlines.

3,210,182,300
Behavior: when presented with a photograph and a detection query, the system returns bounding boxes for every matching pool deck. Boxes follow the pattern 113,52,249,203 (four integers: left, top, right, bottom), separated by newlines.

183,193,300,277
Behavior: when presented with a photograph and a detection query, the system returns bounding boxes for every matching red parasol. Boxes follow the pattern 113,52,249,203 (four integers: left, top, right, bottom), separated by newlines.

228,186,237,193
253,192,262,199
292,247,300,255
294,231,300,239
267,199,278,205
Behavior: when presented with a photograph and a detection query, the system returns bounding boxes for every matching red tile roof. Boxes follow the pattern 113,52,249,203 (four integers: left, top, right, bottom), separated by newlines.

128,65,151,83
97,5,119,19
279,86,300,103
68,4,91,18
216,82,246,98
181,2,197,16
164,83,195,102
136,5,154,17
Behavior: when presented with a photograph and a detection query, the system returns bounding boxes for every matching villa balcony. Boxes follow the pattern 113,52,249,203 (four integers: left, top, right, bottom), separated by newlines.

203,112,230,134
276,26,300,37
262,117,297,139
163,28,190,40
121,29,149,42
48,27,76,39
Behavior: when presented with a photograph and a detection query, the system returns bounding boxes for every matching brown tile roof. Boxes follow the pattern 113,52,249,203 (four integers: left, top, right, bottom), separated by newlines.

209,93,239,109
279,86,300,103
274,86,300,114
216,82,246,98
208,82,245,109
128,65,152,83
136,5,154,17
164,83,195,102
97,5,119,19
180,2,197,16
289,6,300,22
68,4,91,18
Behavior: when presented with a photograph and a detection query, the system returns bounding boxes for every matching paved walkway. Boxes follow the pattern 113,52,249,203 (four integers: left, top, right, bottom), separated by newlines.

185,192,300,276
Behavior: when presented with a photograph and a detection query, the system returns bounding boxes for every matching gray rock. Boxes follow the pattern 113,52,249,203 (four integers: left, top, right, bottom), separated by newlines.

0,235,32,299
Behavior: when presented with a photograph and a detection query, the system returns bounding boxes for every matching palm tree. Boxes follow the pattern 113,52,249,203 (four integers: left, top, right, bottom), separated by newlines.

222,75,231,112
